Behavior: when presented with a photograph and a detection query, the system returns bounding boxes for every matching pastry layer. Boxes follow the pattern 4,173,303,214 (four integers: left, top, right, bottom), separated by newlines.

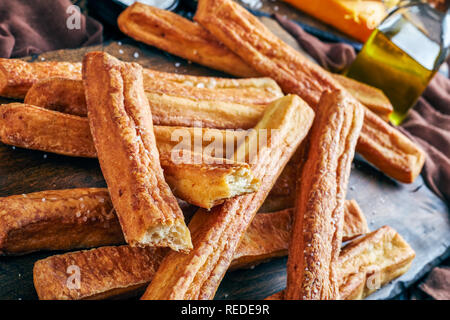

194,0,425,184
141,95,315,300
117,2,257,77
83,51,192,252
286,90,364,300
0,58,81,99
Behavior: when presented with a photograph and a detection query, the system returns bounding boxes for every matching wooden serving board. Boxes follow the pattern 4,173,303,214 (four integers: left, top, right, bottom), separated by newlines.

0,36,449,300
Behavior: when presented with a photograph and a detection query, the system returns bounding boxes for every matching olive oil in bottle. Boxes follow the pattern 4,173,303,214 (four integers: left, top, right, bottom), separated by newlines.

346,1,449,125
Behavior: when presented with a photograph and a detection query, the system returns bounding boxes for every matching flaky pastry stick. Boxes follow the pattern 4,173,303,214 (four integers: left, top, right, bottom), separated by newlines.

117,2,257,77
0,104,258,209
24,75,282,119
83,52,192,252
0,58,81,99
286,91,364,300
194,0,425,184
266,226,415,300
141,94,314,299
0,189,365,256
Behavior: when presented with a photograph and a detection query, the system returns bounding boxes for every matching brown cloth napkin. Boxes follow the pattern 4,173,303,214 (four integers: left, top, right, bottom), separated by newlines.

274,13,450,205
420,267,450,300
0,0,102,58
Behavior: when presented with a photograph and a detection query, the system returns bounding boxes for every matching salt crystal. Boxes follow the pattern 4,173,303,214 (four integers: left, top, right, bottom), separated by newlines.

119,49,124,54
40,57,46,61
12,146,15,150
133,52,139,59
43,154,47,159
76,212,81,218
118,41,122,46
174,62,181,68
42,198,46,202
196,82,205,88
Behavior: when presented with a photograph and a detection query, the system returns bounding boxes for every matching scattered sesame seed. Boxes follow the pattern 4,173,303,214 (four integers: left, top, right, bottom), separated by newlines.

196,82,205,88
76,212,81,218
42,198,46,202
40,57,46,61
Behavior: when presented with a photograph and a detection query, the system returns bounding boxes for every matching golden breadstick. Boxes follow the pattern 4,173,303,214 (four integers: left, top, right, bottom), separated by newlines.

332,74,393,122
24,74,282,118
266,226,415,300
83,52,192,252
0,58,81,99
194,0,425,184
117,2,257,77
141,95,314,300
24,78,274,129
0,189,122,255
286,91,364,300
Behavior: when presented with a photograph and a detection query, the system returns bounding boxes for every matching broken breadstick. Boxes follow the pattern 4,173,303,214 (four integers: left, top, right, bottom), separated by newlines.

83,51,192,252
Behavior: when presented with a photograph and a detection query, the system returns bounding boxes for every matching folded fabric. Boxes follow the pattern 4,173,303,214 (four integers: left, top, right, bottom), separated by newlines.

420,266,450,300
0,0,102,58
274,13,450,204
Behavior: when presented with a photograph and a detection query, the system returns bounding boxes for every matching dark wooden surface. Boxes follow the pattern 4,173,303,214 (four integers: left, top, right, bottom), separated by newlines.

0,5,449,300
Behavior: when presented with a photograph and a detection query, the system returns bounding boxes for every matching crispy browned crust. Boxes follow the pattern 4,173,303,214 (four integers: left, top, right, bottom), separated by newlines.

24,78,87,117
286,90,364,300
342,200,369,242
332,74,393,122
141,95,314,300
0,58,81,99
266,226,415,300
0,103,96,158
0,189,122,255
194,0,425,184
83,52,192,252
117,2,257,77
358,108,426,183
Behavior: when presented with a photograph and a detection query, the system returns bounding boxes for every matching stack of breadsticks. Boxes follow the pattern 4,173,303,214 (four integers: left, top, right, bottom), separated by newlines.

0,0,419,300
